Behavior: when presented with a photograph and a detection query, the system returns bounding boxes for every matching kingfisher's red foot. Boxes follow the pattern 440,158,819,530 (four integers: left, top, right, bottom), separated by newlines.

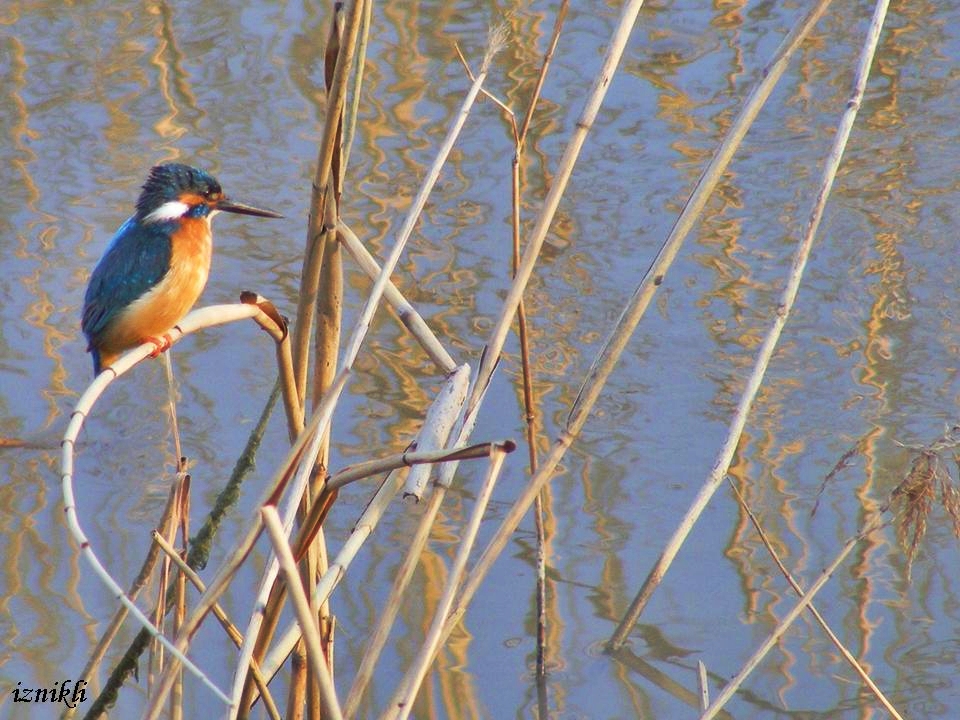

145,333,174,358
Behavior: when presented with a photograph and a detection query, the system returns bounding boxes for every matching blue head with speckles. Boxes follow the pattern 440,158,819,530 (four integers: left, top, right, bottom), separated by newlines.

135,164,224,220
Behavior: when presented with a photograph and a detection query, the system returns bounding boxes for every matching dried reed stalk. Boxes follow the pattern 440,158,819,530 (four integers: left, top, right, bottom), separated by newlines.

382,447,509,719
262,506,345,720
608,0,836,647
696,0,895,714
291,0,364,406
337,220,456,373
512,0,568,678
63,302,290,714
299,8,349,716
404,0,649,663
725,480,904,719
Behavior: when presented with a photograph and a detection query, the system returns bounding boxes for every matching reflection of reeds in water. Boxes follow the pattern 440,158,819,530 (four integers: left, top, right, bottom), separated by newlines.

58,1,941,719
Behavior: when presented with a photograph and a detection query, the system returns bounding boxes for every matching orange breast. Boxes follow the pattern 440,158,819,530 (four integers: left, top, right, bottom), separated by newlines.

99,218,213,354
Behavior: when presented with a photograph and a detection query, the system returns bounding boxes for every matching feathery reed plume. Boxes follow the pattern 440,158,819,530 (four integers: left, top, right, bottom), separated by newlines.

891,426,960,578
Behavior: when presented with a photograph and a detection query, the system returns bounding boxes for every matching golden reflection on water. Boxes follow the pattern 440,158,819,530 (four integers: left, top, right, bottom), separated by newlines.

3,0,960,718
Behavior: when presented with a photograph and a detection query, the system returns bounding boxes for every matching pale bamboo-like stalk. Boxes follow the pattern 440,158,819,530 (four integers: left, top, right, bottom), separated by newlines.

725,481,904,719
230,35,500,716
342,488,446,718
403,363,471,498
609,0,868,648
383,447,509,720
67,466,185,717
261,507,345,720
61,302,289,710
256,469,404,686
392,0,647,657
435,375,484,489
150,531,283,720
338,220,456,373
257,440,515,691
697,660,709,711
143,371,348,720
699,519,887,719
291,0,364,406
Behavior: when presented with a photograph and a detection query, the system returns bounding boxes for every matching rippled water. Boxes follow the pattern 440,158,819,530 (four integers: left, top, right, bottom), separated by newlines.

2,1,960,718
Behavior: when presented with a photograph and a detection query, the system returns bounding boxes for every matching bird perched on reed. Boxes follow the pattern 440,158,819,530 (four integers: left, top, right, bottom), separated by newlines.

81,163,281,375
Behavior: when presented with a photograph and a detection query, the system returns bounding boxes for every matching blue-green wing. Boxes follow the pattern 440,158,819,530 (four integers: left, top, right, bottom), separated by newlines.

81,217,173,346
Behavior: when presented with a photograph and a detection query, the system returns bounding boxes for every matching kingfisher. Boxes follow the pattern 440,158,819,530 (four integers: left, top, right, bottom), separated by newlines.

80,163,281,375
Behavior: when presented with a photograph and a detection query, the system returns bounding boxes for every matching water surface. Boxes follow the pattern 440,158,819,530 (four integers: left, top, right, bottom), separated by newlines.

2,1,959,718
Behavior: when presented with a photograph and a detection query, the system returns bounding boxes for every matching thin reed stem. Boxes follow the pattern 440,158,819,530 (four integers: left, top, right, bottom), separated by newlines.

228,42,500,705
699,517,888,719
342,488,446,718
338,220,456,373
725,480,904,719
262,507,345,720
609,0,866,648
383,447,509,720
399,0,648,669
291,0,364,406
511,1,568,679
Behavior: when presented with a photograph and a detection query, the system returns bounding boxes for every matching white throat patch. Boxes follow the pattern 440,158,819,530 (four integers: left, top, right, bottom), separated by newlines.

144,200,190,223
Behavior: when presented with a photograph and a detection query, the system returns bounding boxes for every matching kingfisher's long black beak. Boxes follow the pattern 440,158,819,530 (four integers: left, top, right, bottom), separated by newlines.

217,197,283,218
